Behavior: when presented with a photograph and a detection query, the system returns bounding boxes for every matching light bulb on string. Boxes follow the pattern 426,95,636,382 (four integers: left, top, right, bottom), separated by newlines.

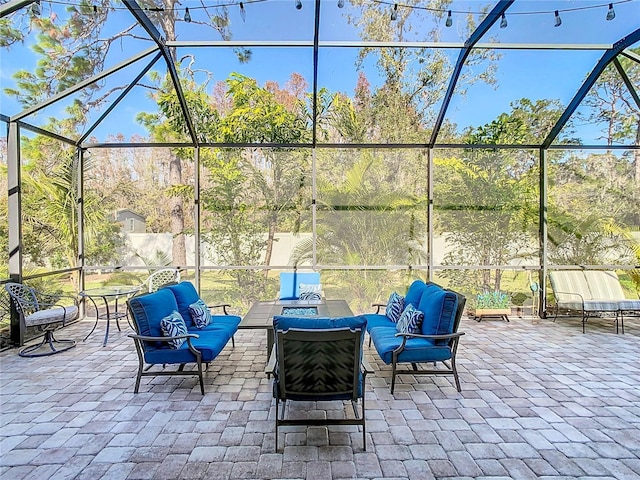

606,3,615,20
184,7,191,22
499,13,507,28
295,0,302,10
93,4,98,15
554,10,562,27
445,10,452,27
239,2,246,21
337,0,344,8
390,3,398,21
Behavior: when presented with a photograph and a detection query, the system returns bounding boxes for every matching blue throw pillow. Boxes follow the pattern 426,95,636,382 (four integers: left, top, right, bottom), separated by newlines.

160,310,188,349
298,283,322,300
385,292,405,323
189,299,211,329
396,304,424,335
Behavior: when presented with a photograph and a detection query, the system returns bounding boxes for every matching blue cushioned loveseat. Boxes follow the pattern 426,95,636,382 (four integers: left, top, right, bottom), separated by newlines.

127,282,241,394
364,280,466,393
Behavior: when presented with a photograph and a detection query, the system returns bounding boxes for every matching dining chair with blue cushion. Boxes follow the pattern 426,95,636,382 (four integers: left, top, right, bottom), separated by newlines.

278,272,321,300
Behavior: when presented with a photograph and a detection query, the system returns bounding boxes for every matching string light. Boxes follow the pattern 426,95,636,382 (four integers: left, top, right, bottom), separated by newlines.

445,9,452,27
17,0,635,27
606,3,616,19
239,1,246,21
554,9,562,27
390,3,397,21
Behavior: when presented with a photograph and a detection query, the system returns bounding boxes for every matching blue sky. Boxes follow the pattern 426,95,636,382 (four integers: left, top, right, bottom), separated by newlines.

1,0,639,143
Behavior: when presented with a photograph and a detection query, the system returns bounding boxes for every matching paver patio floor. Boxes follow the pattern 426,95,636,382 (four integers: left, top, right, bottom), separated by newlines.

1,313,639,479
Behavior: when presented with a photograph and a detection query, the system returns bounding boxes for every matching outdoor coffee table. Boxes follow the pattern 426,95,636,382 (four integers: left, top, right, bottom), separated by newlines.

240,299,353,356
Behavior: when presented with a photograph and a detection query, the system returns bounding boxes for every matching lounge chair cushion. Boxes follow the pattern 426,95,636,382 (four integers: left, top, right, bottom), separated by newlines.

370,326,452,364
385,292,405,322
162,282,201,327
404,280,427,308
273,314,367,332
25,305,79,327
160,310,188,349
419,287,459,338
189,299,211,329
144,329,230,364
128,288,180,339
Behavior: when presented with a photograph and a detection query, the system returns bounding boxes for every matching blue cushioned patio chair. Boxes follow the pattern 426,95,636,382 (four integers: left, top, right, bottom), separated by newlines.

367,284,466,393
278,271,321,300
5,282,78,357
266,315,371,452
127,287,238,394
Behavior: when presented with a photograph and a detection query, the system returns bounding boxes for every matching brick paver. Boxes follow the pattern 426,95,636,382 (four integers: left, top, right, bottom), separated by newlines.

1,314,639,479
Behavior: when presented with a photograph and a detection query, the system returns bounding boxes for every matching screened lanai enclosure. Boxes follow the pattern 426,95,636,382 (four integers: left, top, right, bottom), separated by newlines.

1,0,639,349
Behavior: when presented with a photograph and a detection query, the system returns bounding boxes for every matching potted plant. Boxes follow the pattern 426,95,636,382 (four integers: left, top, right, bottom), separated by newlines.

472,291,511,322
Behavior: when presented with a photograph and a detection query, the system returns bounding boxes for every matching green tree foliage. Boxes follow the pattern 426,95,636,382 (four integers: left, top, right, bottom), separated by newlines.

434,100,563,292
19,139,119,277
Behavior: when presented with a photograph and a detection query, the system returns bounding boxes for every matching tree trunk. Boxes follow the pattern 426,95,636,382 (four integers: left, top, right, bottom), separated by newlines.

169,152,186,266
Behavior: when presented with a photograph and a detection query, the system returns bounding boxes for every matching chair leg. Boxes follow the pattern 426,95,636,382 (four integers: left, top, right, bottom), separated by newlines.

451,358,462,392
19,330,76,358
390,359,397,394
197,360,204,395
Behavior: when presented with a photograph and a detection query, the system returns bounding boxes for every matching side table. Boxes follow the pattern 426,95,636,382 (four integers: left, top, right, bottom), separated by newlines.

80,285,141,347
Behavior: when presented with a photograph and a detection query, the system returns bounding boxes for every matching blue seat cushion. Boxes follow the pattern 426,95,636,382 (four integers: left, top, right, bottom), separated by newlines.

362,313,394,333
144,330,231,364
369,326,452,365
418,286,459,338
128,289,180,339
162,282,201,327
273,315,367,332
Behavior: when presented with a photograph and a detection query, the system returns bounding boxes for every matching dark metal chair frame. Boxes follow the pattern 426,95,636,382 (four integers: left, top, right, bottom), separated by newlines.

4,282,78,357
128,331,206,395
266,326,370,452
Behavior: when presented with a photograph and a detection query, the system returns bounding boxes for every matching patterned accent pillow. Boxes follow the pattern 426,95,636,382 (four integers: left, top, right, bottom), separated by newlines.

299,283,322,301
385,291,405,323
160,310,188,349
189,299,211,329
396,304,424,335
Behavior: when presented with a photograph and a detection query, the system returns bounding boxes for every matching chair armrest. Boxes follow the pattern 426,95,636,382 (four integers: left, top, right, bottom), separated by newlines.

395,331,465,341
553,291,585,302
208,303,232,315
128,333,199,342
265,344,277,376
372,303,387,314
128,333,201,356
